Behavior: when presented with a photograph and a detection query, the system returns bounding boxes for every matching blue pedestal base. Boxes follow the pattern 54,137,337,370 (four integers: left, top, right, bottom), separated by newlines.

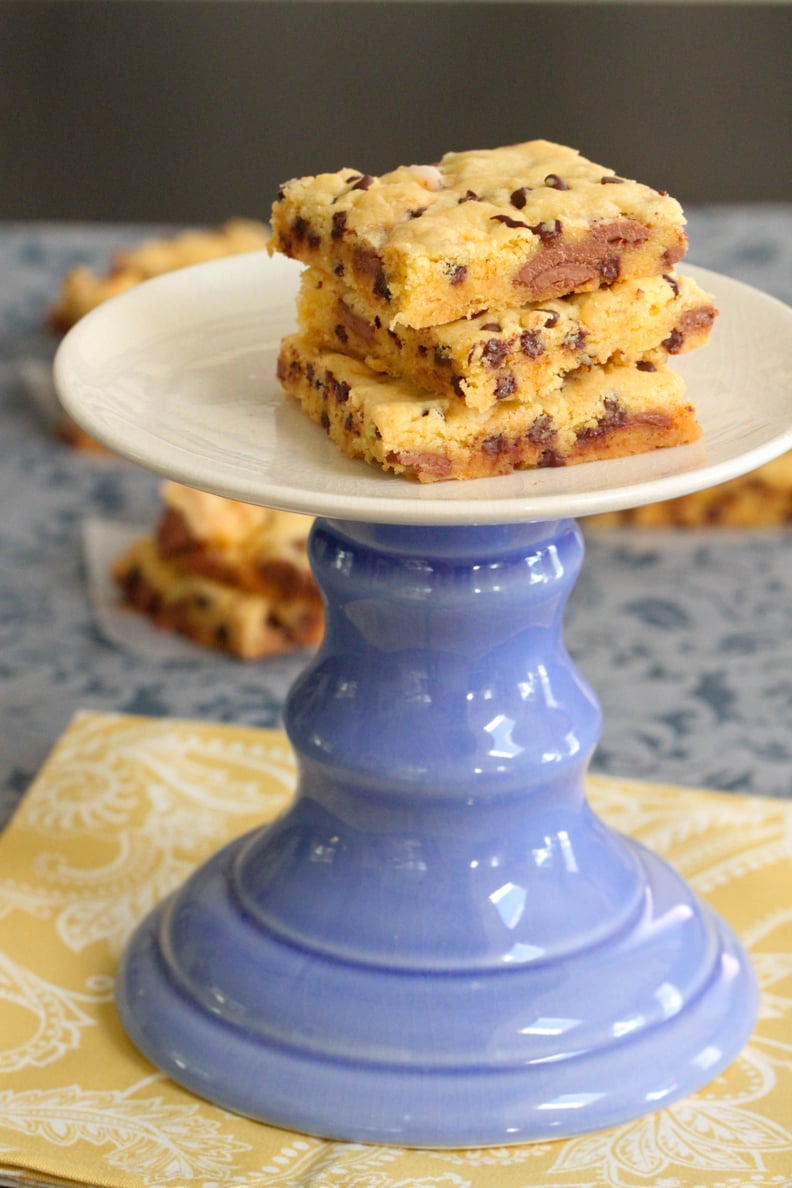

116,517,758,1146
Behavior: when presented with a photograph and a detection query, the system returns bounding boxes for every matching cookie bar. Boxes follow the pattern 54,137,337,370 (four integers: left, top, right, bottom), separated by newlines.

112,484,323,659
277,333,701,483
296,268,716,412
270,140,687,329
587,454,792,529
50,218,270,332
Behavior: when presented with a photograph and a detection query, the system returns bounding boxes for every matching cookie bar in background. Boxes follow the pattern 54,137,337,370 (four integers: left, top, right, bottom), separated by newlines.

278,334,699,482
270,139,688,330
112,483,323,659
50,218,270,332
296,268,717,412
50,218,270,451
586,454,792,529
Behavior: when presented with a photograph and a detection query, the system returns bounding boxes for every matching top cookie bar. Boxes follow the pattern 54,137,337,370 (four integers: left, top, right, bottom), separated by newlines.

269,140,688,329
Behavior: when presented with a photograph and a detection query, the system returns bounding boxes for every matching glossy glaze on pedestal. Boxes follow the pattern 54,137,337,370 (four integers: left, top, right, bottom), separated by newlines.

116,518,758,1146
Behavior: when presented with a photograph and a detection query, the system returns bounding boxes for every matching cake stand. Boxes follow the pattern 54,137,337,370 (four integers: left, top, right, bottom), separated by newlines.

54,253,792,1147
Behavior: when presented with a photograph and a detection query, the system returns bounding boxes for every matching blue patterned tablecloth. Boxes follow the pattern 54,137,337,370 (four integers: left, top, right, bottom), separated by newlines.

2,209,792,827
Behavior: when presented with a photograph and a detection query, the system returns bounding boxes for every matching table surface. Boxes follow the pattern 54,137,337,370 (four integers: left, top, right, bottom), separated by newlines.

3,208,792,829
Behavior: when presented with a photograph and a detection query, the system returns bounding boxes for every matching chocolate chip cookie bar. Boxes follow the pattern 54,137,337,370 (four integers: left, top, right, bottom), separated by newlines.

50,218,270,333
277,334,700,483
296,267,716,413
270,140,688,329
112,483,323,658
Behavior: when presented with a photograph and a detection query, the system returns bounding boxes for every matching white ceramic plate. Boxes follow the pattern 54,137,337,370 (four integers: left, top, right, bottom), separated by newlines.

54,252,792,525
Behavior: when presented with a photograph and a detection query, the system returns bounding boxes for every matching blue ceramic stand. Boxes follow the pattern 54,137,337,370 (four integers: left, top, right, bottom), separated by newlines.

116,515,757,1146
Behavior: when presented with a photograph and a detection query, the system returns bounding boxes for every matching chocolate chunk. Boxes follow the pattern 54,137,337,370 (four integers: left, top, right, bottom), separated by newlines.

494,373,517,400
331,211,347,240
528,414,556,445
544,174,569,190
527,219,562,245
662,328,684,354
564,329,587,351
480,338,509,367
373,270,391,300
598,255,621,282
491,214,530,230
519,329,544,359
482,434,508,456
338,298,376,342
445,263,468,286
387,450,452,479
515,220,648,298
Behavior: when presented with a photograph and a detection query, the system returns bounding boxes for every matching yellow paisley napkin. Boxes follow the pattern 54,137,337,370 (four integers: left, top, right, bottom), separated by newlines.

1,710,791,1188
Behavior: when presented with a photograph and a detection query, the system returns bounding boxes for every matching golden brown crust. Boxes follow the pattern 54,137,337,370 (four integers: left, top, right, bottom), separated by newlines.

277,334,701,483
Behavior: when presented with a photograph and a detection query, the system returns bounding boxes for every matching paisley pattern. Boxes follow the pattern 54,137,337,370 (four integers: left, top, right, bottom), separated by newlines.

0,711,789,1187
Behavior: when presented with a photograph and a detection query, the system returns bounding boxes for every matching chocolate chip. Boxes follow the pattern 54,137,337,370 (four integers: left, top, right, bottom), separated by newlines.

307,231,321,250
458,190,480,203
540,310,560,328
539,448,565,467
335,381,350,403
598,255,621,282
452,376,465,397
564,329,587,352
544,174,569,190
480,322,501,332
320,411,330,430
433,346,452,367
663,273,681,297
600,176,625,184
331,211,347,240
482,434,508,456
334,324,348,343
215,624,230,645
491,214,530,230
520,329,544,359
528,414,555,444
481,338,509,368
351,174,374,191
387,329,403,348
306,363,315,383
494,373,517,400
334,263,345,277
527,219,562,244
409,207,427,219
445,263,468,286
663,328,684,354
636,360,657,372
344,413,355,432
373,270,391,300
292,216,309,242
510,186,532,209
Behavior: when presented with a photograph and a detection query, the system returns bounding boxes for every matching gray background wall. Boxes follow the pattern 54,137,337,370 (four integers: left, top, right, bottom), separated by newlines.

2,1,791,224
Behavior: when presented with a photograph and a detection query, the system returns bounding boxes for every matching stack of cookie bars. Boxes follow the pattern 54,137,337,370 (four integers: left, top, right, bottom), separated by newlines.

270,140,717,482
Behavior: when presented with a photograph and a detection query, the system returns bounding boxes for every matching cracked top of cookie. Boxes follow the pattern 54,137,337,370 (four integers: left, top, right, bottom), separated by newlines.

269,140,688,329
